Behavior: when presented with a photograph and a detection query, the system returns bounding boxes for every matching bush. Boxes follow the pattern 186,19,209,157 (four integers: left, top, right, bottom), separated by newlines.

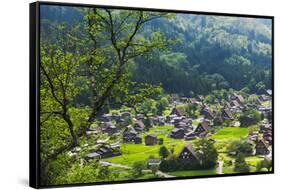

159,146,170,159
132,161,146,178
159,159,201,172
151,165,159,176
239,110,261,127
158,138,164,145
228,139,253,156
234,153,250,173
256,158,272,172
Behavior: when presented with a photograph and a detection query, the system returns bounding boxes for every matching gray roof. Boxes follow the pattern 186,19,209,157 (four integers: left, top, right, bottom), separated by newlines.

87,152,100,158
146,134,157,138
148,158,162,165
172,128,184,133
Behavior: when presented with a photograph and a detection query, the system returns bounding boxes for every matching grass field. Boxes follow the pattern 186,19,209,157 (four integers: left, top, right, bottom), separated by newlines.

168,169,216,177
212,127,250,140
105,137,188,166
141,125,174,138
245,156,264,167
105,125,192,166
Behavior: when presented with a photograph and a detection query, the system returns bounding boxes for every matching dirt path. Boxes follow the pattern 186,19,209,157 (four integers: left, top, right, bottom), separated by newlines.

216,160,224,174
99,160,131,169
156,170,175,178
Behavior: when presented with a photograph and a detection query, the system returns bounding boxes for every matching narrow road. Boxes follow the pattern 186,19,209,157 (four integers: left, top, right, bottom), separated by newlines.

99,160,131,169
99,160,175,178
156,170,175,178
216,160,224,174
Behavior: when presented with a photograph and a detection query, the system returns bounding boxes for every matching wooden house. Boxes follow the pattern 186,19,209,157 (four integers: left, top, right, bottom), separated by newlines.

248,131,259,142
224,102,231,109
86,145,120,161
153,116,165,126
111,113,121,121
180,97,188,103
194,121,210,137
100,113,112,122
184,132,197,140
170,128,185,139
255,140,270,155
263,133,272,145
201,107,215,120
170,107,186,117
221,109,234,121
134,120,146,133
172,116,185,125
145,134,158,145
259,95,269,102
188,98,198,105
136,114,145,122
147,158,162,167
196,95,203,102
230,100,240,107
134,136,142,144
175,121,188,129
103,124,118,134
259,124,272,133
167,114,177,123
266,89,272,96
86,152,101,160
123,125,138,143
178,143,199,163
120,112,131,119
235,94,245,105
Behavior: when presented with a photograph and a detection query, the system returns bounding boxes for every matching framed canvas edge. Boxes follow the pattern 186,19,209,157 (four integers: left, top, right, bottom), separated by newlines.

30,1,41,189
29,1,275,189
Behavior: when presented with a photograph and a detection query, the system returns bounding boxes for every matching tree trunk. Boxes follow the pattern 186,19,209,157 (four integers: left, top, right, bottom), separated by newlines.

62,114,78,146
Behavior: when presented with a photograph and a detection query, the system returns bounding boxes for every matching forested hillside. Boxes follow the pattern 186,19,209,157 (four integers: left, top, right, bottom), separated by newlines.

132,14,272,95
41,6,272,96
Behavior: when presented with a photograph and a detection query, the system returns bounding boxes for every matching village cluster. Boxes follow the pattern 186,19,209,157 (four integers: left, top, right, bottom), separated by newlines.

68,90,272,176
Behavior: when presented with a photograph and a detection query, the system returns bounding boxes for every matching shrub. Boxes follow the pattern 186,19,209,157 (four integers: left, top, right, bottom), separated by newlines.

256,158,272,172
234,153,250,173
158,138,164,145
228,139,253,156
132,161,146,178
159,146,170,159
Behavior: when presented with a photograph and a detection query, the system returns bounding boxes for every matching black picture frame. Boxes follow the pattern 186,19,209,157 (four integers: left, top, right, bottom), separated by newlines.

30,1,274,189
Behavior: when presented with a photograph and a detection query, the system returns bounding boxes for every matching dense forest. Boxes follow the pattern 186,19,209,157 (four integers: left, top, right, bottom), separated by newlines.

41,5,272,97
39,5,272,186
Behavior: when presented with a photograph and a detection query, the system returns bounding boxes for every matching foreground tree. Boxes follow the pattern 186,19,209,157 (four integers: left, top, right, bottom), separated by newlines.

83,8,173,124
156,96,169,115
195,139,218,168
185,103,199,119
40,8,173,184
